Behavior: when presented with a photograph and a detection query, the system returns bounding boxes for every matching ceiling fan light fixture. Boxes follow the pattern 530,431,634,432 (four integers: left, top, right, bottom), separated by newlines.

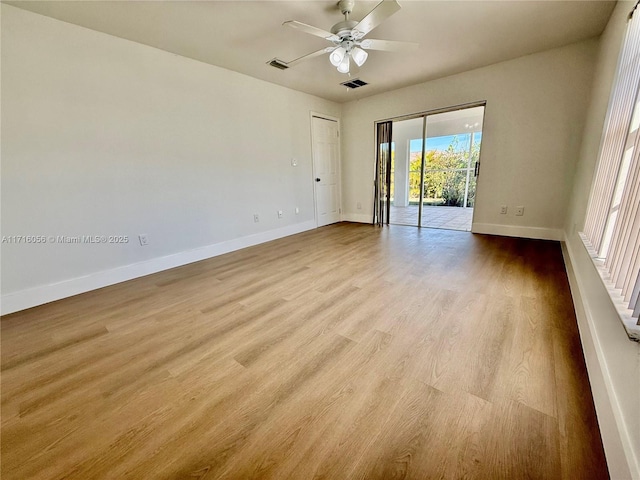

337,55,350,73
330,47,346,66
351,47,368,67
282,0,414,75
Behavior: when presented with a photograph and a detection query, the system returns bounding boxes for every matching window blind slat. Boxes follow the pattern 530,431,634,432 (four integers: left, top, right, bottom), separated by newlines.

631,268,640,321
623,240,640,302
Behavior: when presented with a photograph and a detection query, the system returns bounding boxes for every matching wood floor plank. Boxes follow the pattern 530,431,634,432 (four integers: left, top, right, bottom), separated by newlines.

351,382,492,480
553,323,610,479
493,295,558,419
477,398,561,480
0,223,609,479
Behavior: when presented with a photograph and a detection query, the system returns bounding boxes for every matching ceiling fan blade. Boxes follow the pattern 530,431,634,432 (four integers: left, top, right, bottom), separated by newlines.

360,39,418,52
283,21,339,42
286,47,333,67
353,0,401,37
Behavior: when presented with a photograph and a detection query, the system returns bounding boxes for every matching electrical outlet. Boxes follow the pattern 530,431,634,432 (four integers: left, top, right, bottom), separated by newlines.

295,207,300,214
138,234,149,246
357,202,362,210
515,206,524,216
291,158,298,167
500,205,508,215
277,210,284,219
253,214,259,223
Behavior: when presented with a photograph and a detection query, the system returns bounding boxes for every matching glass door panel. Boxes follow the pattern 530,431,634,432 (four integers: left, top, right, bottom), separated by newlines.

389,117,424,226
421,107,484,231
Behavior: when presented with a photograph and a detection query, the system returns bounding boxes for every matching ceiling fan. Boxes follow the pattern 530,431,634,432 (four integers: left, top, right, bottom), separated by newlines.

278,0,418,74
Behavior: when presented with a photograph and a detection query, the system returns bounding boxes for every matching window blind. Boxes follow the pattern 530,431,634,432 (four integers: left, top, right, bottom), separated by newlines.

582,3,640,329
606,91,640,323
584,6,640,253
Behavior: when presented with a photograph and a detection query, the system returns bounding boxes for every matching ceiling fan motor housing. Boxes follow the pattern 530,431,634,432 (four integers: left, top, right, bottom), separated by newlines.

331,20,359,38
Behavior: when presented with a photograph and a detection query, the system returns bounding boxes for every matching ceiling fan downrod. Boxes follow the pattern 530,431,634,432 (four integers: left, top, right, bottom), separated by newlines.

338,0,355,18
332,0,359,37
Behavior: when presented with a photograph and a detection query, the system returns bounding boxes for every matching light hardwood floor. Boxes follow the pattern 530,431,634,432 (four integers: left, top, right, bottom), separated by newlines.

1,223,608,479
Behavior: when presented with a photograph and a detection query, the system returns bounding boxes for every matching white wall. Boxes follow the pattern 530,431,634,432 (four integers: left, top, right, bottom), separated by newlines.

340,40,598,240
563,2,640,478
0,4,340,313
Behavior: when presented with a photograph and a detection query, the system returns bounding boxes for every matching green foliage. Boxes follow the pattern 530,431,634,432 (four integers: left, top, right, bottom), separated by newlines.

404,136,480,207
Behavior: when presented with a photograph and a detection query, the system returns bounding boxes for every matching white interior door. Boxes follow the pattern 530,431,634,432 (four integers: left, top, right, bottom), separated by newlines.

312,115,341,227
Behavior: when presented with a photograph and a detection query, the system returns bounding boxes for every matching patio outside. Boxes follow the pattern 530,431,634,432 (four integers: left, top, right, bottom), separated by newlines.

390,205,473,231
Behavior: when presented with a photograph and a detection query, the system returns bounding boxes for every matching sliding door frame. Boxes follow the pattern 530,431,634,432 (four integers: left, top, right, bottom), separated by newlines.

378,100,487,124
374,100,487,229
418,116,427,227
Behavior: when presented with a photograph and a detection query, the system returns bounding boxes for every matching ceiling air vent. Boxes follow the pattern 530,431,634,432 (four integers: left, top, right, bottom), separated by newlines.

340,78,368,89
268,58,289,70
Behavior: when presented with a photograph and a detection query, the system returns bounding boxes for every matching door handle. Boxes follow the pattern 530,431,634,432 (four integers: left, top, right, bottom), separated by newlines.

315,178,321,182
474,162,480,177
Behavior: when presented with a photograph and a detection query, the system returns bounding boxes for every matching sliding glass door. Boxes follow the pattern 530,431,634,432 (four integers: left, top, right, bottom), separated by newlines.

386,104,485,231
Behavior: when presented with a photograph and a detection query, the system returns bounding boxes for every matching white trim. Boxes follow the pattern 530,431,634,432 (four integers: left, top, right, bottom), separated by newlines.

1,220,316,315
310,111,340,123
341,213,372,224
562,235,640,480
471,222,563,240
376,100,488,124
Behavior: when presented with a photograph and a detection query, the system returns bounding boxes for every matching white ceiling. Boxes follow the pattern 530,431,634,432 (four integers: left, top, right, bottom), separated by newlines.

6,0,616,103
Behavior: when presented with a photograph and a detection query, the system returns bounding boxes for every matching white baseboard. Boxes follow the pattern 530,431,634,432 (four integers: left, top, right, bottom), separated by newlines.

1,220,316,316
471,222,564,241
341,213,372,224
562,235,640,480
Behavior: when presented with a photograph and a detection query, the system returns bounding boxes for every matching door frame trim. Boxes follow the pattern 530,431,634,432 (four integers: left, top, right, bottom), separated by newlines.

310,111,342,228
377,100,487,124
